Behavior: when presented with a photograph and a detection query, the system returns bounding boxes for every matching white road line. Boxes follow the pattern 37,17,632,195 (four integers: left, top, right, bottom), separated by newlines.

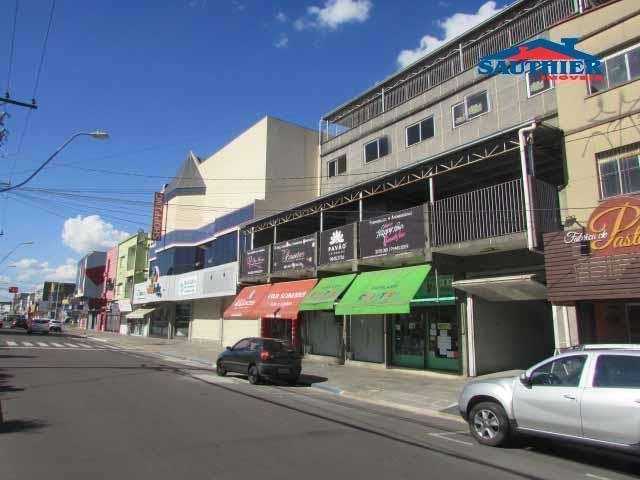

428,431,473,447
7,340,17,346
51,342,64,347
585,474,612,480
76,343,92,348
64,343,79,348
22,341,34,347
37,342,48,347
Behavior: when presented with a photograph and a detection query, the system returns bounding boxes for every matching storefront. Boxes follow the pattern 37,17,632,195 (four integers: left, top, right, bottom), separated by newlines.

222,284,271,347
126,307,154,336
174,302,192,338
335,264,462,372
257,279,317,350
545,195,640,348
299,274,357,358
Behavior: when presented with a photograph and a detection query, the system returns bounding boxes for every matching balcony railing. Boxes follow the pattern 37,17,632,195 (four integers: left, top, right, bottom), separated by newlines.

241,178,561,274
431,179,527,247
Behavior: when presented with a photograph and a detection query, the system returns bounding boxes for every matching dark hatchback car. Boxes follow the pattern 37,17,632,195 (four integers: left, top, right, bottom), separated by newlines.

216,337,302,385
10,316,28,329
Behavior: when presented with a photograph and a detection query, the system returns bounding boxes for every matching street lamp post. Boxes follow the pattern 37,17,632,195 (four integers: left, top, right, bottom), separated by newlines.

0,131,110,193
0,241,34,267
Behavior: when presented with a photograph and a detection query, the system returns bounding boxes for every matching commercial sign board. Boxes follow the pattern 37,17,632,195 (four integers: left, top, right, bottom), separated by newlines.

8,286,18,293
242,246,269,276
177,275,198,297
151,192,164,241
563,196,640,257
319,224,356,265
272,234,317,272
359,205,426,258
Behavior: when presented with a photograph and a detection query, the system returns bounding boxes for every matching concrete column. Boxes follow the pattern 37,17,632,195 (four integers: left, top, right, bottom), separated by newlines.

466,296,476,377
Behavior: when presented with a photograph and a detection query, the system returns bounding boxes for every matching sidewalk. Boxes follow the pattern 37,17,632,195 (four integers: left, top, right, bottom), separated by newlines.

69,328,482,421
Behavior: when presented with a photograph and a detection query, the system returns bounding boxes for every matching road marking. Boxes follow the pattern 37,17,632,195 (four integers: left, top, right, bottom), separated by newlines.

51,342,64,347
585,474,612,480
64,343,79,348
37,342,48,347
428,431,473,446
6,341,17,346
22,341,34,347
76,343,92,348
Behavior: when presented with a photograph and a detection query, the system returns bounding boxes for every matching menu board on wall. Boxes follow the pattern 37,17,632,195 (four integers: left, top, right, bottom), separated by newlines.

272,234,317,272
242,246,269,276
359,205,426,258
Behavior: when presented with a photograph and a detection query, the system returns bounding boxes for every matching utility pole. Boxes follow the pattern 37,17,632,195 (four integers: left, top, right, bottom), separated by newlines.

0,95,38,110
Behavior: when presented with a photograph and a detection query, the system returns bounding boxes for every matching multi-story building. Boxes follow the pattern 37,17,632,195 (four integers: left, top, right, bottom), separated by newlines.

74,251,107,330
544,0,640,348
132,116,318,342
114,231,150,335
99,246,119,332
228,0,617,376
39,281,76,319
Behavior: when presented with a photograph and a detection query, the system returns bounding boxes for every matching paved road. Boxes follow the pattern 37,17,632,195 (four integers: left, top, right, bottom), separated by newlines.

1,328,638,480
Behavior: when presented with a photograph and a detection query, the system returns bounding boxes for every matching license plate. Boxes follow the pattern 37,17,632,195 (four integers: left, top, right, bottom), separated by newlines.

278,368,290,374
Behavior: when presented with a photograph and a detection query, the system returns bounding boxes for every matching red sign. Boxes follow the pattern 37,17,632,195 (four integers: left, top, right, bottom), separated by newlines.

151,192,164,241
223,284,272,319
8,286,18,293
256,279,317,320
586,196,640,256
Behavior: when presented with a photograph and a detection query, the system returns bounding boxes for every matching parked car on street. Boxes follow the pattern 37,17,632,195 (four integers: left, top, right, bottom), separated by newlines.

459,345,640,452
27,318,50,335
10,315,28,329
216,337,302,385
49,319,63,333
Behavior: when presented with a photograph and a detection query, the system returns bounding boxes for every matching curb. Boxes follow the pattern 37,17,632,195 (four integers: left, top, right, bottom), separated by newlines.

343,394,466,424
310,382,344,395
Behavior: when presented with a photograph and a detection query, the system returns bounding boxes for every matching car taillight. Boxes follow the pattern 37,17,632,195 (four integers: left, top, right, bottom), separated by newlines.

260,350,271,361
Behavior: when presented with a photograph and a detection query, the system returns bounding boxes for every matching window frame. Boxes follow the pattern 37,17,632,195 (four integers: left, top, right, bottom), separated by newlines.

525,71,554,98
592,354,640,389
405,115,435,147
451,90,490,128
597,153,640,200
363,136,389,164
529,354,587,387
327,155,347,178
588,42,640,95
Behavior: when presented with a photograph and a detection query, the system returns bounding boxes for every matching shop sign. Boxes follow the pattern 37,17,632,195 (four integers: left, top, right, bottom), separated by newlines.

242,246,269,276
8,286,18,293
419,274,454,300
272,234,316,272
565,196,640,257
151,192,164,241
359,205,425,258
319,224,355,264
177,275,197,296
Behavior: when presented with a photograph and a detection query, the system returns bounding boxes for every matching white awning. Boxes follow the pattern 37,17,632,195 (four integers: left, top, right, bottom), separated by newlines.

126,308,156,320
452,274,547,302
117,300,132,313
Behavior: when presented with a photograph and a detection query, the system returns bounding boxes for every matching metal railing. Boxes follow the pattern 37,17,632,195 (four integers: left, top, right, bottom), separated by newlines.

321,0,582,142
430,179,527,246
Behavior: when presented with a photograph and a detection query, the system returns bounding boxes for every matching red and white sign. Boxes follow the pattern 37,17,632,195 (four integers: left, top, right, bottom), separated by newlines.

8,286,18,293
151,192,164,241
223,284,272,319
256,279,317,320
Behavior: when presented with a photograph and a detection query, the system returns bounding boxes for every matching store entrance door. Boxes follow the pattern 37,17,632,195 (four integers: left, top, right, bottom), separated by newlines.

425,305,460,372
265,318,293,344
391,313,426,369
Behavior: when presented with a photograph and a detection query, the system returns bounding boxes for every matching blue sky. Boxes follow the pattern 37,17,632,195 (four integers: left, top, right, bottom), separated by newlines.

0,0,503,297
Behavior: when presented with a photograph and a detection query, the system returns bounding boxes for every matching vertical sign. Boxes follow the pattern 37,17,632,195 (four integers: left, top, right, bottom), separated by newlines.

151,192,165,241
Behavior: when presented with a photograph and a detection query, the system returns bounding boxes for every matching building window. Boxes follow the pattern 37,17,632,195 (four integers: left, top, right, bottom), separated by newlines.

452,91,490,127
119,256,125,269
526,72,554,97
328,155,347,178
364,137,389,163
597,143,640,199
589,43,640,94
406,116,435,147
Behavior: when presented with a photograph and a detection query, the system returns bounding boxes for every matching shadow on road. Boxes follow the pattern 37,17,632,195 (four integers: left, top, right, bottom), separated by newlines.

0,355,36,359
0,419,48,434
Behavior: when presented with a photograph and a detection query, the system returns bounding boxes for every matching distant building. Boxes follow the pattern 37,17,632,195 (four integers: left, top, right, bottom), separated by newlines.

74,251,107,329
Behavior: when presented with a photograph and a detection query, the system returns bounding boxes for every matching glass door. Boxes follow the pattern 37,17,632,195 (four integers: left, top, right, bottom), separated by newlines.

391,312,426,369
425,305,461,372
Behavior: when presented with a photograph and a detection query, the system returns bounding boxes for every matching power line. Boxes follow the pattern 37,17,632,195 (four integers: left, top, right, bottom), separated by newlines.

31,0,57,101
5,0,19,97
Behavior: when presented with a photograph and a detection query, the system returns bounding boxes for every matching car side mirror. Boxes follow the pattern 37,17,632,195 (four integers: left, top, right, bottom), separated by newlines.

519,372,531,387
225,346,232,351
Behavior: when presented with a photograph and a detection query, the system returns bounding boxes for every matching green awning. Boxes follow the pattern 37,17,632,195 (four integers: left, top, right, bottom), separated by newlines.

335,265,431,316
299,274,357,311
126,307,155,320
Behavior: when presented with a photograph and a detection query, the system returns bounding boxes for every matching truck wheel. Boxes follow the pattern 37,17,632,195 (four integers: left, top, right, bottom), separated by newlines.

468,401,510,447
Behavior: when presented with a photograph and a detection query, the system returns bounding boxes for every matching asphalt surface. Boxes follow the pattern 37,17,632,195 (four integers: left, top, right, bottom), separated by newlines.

1,328,638,480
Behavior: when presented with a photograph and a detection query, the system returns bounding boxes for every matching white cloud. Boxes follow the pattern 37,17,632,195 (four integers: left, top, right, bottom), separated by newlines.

275,11,287,23
274,34,289,48
10,257,77,284
61,215,130,255
397,1,502,69
296,0,372,30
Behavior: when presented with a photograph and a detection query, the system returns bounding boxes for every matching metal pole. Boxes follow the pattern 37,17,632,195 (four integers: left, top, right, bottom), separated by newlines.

319,210,324,232
358,193,363,221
